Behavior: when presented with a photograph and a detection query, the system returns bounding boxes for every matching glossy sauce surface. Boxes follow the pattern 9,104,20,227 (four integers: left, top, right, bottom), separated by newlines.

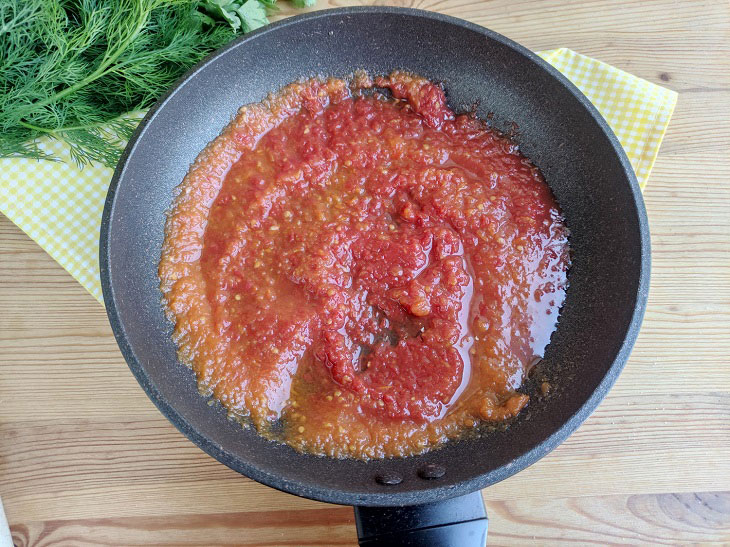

159,73,570,459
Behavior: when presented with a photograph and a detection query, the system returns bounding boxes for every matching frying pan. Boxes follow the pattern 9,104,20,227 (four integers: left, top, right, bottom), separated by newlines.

100,7,650,545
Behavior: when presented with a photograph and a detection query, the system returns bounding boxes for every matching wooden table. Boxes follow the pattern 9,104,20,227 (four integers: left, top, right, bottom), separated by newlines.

2,1,729,545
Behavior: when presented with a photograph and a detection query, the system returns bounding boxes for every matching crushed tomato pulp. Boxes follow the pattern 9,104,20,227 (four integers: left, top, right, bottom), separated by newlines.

159,72,570,459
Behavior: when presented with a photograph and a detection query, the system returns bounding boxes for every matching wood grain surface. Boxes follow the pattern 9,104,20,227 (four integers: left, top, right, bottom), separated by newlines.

2,1,729,545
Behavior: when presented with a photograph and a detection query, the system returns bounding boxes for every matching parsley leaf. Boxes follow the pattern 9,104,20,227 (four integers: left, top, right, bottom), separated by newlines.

198,0,275,33
237,0,270,32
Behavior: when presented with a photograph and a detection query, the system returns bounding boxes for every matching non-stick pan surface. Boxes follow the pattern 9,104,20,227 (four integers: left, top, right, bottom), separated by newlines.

100,7,649,508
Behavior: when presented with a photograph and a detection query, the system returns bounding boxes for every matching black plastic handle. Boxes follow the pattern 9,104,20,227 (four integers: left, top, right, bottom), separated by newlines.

354,491,488,546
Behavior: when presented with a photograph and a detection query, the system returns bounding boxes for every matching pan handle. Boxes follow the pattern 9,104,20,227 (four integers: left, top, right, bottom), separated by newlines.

354,491,488,546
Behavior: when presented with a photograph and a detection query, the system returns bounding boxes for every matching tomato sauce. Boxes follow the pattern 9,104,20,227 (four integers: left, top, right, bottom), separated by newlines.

159,72,570,459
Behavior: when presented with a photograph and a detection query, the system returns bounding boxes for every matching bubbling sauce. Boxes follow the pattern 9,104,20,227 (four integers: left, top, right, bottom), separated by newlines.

159,72,570,459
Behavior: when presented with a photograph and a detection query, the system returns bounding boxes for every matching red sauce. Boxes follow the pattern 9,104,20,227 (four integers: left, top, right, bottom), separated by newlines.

159,72,570,459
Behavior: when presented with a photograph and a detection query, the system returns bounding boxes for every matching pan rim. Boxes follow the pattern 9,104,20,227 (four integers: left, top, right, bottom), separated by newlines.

100,6,650,507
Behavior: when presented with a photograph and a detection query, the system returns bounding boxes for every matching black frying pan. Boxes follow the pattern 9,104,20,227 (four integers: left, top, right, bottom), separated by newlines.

100,7,650,545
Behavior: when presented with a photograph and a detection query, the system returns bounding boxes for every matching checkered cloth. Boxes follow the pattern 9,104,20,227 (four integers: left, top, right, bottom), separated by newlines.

0,49,677,304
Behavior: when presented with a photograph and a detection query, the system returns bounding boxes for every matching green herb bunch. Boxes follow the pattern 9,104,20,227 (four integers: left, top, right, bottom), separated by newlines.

0,0,310,168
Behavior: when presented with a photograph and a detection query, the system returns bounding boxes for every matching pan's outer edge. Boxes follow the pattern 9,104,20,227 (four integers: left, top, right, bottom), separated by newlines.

100,6,651,507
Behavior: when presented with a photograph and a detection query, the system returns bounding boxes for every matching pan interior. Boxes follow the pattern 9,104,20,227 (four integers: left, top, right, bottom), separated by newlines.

102,8,649,507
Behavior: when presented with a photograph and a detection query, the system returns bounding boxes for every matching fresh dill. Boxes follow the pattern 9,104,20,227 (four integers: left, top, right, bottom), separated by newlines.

0,0,300,167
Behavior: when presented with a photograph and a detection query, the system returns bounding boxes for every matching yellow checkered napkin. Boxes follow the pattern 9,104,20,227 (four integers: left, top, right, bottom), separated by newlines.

0,49,677,304
538,49,677,184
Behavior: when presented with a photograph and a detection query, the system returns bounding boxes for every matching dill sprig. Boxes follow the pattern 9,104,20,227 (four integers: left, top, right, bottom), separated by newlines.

0,0,278,167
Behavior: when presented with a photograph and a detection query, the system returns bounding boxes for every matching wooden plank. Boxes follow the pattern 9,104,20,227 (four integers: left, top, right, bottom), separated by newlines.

9,492,729,546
